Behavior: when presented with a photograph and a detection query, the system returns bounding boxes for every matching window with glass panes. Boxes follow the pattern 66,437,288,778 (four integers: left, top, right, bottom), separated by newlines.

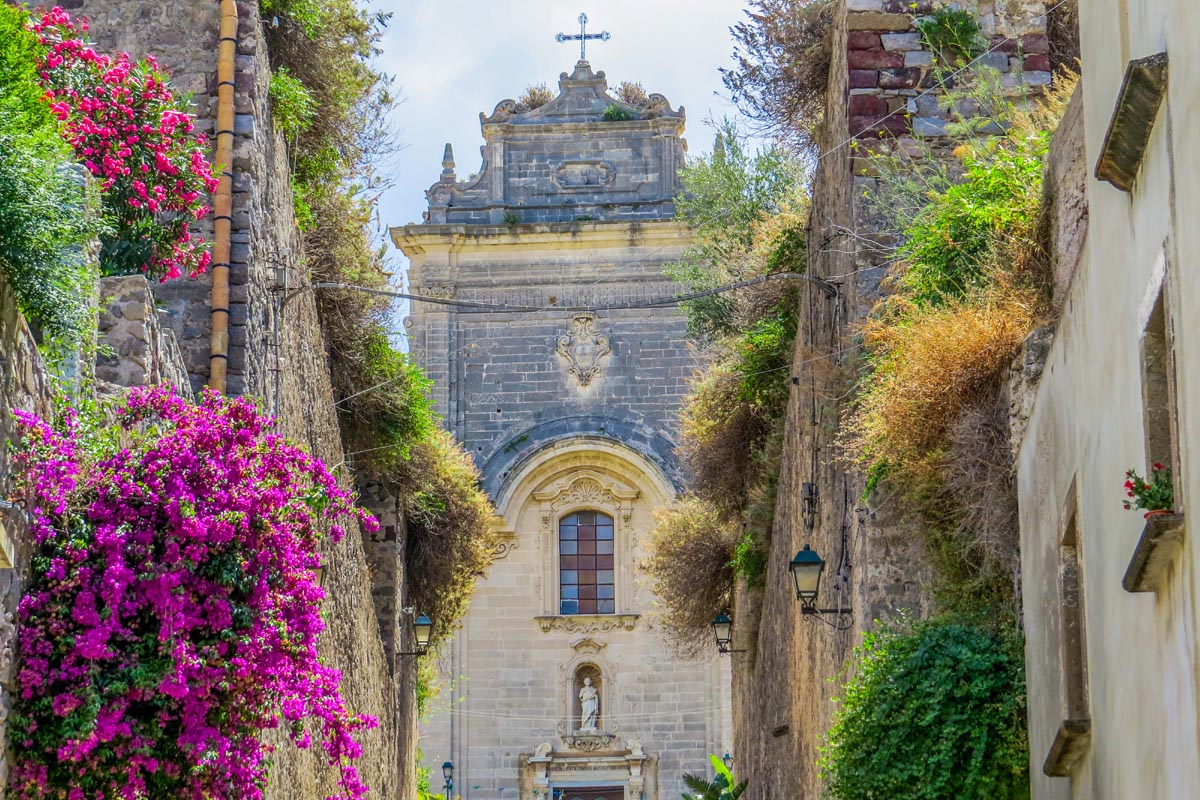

559,510,615,614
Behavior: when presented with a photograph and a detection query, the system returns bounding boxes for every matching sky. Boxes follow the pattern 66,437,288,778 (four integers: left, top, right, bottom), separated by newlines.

372,0,753,257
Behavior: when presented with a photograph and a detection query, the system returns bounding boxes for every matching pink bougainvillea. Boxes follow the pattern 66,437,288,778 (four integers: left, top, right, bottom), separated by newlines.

9,386,378,800
30,8,219,281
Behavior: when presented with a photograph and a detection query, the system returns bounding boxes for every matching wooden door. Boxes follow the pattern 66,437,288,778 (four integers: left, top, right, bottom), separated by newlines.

559,788,621,800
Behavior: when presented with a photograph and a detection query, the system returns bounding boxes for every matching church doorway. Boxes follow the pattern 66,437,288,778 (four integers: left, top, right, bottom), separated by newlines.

557,788,622,800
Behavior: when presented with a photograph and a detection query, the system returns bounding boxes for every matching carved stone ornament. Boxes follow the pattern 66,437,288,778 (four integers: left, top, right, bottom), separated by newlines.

535,614,639,634
570,637,607,655
533,473,639,530
562,731,621,752
556,313,611,386
426,184,453,206
493,536,520,560
553,160,616,189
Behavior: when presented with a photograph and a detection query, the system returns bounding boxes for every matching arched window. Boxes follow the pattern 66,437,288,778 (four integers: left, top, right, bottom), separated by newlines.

559,510,615,615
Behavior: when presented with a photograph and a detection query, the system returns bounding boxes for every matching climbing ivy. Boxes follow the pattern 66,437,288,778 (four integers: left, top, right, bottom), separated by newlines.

820,618,1030,800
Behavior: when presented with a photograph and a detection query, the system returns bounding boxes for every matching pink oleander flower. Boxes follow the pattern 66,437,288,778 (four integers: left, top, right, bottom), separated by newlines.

29,8,218,281
9,387,378,800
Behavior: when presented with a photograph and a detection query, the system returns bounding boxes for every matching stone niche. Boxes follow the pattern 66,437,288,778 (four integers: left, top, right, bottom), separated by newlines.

520,738,655,800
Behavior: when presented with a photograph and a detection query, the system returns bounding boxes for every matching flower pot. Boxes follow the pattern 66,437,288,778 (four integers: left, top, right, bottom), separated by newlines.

1144,509,1174,520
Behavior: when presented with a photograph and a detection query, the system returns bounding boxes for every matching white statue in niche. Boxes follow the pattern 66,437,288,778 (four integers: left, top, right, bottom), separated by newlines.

579,676,599,731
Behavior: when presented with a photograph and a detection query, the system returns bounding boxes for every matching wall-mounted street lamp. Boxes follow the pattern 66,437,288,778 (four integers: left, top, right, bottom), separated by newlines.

442,760,454,800
314,559,327,591
711,611,747,654
723,752,734,771
789,545,852,630
399,613,435,657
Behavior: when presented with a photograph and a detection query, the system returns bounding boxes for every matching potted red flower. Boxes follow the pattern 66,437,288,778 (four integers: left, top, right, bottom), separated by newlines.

1124,464,1174,518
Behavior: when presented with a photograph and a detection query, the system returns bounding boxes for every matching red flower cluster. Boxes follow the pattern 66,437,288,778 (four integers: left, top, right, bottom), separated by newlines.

31,8,218,281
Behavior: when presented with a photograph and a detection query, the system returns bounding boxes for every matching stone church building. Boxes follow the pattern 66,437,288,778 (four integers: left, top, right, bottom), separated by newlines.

392,60,732,800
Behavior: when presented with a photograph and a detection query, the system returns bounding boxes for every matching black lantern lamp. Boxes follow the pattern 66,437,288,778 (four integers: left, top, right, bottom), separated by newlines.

711,611,746,654
400,613,435,657
789,544,852,629
441,761,454,799
789,545,824,612
723,752,734,771
314,559,327,591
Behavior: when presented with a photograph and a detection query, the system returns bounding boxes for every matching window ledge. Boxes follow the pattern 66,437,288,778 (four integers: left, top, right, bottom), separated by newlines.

1123,512,1186,593
1043,718,1091,777
535,614,639,633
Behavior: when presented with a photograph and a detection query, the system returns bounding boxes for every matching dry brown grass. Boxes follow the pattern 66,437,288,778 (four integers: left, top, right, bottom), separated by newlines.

404,428,499,644
516,83,553,112
644,497,740,657
845,288,1037,492
943,393,1020,586
679,357,774,515
615,81,649,107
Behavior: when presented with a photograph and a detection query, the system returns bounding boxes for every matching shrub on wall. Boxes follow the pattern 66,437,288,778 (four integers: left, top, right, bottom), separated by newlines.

403,429,499,646
9,386,378,800
843,73,1076,607
820,618,1029,800
721,0,834,154
0,4,100,347
644,498,740,655
31,9,218,281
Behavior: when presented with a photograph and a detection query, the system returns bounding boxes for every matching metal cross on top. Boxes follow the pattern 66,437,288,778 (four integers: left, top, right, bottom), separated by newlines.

555,12,610,61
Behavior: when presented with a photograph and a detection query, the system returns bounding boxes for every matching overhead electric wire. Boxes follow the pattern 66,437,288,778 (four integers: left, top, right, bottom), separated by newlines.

304,270,833,314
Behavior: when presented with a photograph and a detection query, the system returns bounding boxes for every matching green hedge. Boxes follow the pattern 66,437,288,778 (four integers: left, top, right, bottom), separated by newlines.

821,618,1030,800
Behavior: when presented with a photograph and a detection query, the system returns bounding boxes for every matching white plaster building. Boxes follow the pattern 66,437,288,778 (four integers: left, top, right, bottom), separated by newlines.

1016,1,1200,797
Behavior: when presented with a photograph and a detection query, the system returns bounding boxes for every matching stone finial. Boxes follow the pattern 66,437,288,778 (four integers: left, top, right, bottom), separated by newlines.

440,143,456,181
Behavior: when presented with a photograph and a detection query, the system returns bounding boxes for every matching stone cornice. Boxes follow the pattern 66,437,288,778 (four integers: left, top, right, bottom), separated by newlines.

391,218,689,254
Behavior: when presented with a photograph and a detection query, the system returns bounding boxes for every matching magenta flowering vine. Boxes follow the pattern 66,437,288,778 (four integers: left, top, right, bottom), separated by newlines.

8,386,378,800
30,8,219,281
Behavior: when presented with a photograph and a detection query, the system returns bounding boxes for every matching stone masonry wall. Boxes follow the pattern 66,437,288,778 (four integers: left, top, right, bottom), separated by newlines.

0,277,57,791
848,0,1050,139
96,275,194,399
65,2,406,798
730,1,1048,798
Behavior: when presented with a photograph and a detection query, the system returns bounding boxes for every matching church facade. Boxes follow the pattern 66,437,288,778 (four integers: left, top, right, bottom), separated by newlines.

391,60,732,800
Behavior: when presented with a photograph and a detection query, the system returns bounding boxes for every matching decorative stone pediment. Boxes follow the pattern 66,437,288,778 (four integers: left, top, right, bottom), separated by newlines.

570,637,607,655
532,471,639,528
556,313,611,386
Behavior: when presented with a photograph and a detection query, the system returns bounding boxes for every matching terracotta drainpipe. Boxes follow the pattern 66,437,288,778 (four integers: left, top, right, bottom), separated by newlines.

209,0,239,394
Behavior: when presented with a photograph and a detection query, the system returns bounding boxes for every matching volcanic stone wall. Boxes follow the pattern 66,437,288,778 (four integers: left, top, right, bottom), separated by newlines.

65,2,406,798
729,2,1050,797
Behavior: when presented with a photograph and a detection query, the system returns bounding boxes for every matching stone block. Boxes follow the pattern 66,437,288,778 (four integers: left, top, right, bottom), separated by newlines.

912,117,947,136
847,31,882,50
878,68,921,89
850,114,910,138
846,0,883,10
848,49,904,69
884,0,931,10
976,51,1011,72
847,12,913,31
881,32,922,51
849,70,879,88
849,94,889,117
1022,54,1051,72
1003,70,1053,88
1021,33,1050,53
